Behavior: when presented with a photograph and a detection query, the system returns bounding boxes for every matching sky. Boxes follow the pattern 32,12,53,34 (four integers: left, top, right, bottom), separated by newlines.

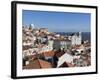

22,10,91,32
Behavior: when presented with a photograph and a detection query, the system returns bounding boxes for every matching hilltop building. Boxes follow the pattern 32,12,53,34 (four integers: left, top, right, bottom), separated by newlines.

71,32,82,45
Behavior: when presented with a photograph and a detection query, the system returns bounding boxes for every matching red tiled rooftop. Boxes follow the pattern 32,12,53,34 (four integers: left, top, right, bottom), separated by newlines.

59,62,75,67
55,51,65,58
41,51,56,57
23,59,52,69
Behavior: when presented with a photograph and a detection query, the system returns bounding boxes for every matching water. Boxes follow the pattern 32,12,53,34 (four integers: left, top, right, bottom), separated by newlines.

55,32,91,41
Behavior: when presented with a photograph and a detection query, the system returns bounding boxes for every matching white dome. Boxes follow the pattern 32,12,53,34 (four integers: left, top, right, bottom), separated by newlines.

30,24,34,28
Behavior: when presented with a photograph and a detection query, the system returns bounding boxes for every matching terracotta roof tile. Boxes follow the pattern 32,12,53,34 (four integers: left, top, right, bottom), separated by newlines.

42,51,55,57
23,59,52,69
59,62,75,67
38,59,52,68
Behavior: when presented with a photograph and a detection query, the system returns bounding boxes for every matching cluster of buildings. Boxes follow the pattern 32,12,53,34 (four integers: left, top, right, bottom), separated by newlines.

22,24,91,69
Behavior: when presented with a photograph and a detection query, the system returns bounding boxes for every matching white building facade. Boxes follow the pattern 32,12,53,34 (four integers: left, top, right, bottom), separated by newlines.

71,32,82,45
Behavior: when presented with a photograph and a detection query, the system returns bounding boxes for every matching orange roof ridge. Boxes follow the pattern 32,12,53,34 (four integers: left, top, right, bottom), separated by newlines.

38,59,52,68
